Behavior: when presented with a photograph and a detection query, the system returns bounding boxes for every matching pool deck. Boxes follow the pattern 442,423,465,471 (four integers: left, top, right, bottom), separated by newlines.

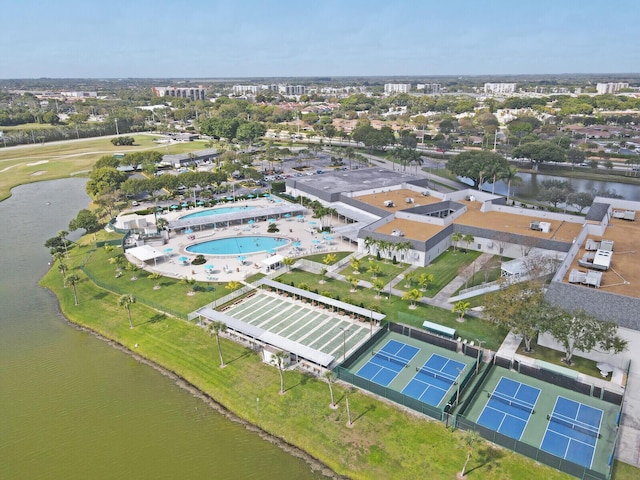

119,198,356,283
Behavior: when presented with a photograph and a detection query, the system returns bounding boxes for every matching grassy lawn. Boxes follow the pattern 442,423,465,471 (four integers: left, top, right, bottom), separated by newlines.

40,232,577,480
277,268,507,351
301,250,352,264
452,255,506,295
339,257,409,284
517,343,603,379
396,249,481,298
0,136,211,201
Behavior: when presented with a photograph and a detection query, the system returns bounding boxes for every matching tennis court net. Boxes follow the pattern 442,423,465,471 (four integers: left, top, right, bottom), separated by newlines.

488,390,535,414
372,351,408,367
416,365,458,384
549,413,600,439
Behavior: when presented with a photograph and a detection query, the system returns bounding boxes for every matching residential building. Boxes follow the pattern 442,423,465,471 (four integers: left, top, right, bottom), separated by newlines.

384,83,411,94
484,83,517,95
416,83,441,94
596,82,630,94
151,86,206,100
232,85,259,96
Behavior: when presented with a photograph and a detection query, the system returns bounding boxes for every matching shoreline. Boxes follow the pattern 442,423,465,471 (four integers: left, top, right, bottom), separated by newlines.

42,285,345,480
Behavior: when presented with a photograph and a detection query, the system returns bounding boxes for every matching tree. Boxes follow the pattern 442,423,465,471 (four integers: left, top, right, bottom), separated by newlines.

483,281,549,352
500,166,522,203
451,232,463,253
69,209,100,233
447,151,509,189
367,261,381,279
547,308,627,365
462,233,475,253
402,289,422,309
346,275,359,292
271,350,287,394
149,272,162,290
225,280,242,292
57,230,70,258
58,261,68,284
118,293,136,328
567,191,595,214
85,167,128,198
458,430,482,478
325,371,337,409
208,321,228,368
512,141,566,170
418,273,434,292
537,180,573,209
65,274,80,306
350,257,362,273
452,301,471,322
282,256,295,270
373,279,385,299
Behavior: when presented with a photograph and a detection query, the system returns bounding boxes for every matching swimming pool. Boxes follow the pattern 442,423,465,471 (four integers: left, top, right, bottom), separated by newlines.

180,205,257,220
186,236,290,256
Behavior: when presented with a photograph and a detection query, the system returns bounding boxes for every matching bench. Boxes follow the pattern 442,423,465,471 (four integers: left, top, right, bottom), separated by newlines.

422,320,456,339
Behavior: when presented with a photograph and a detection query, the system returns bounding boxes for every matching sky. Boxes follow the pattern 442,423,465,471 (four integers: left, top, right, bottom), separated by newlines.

1,0,639,79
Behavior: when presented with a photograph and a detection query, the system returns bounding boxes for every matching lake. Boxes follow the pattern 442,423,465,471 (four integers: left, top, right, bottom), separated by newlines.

0,178,324,480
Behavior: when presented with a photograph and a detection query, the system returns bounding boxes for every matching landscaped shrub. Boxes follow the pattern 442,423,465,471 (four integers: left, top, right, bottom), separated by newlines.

192,255,206,265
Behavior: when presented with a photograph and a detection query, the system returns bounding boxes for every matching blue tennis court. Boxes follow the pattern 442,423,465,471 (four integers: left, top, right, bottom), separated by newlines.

540,396,603,468
401,353,466,407
476,377,540,440
356,339,419,387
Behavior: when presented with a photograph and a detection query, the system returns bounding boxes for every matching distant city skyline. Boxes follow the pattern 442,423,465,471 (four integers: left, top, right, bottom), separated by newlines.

2,0,639,79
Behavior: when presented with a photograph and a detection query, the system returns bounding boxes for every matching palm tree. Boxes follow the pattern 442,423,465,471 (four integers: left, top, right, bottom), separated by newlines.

58,261,68,285
451,232,463,253
500,166,522,203
459,430,481,478
452,300,471,322
402,288,422,309
208,321,227,368
403,270,417,288
118,293,136,328
271,350,287,394
350,258,361,274
325,371,337,409
181,276,197,295
322,253,337,267
346,275,359,292
66,274,80,306
149,272,162,290
367,261,381,279
418,273,434,292
373,279,385,299
225,280,242,292
282,256,295,271
462,233,475,253
58,230,69,258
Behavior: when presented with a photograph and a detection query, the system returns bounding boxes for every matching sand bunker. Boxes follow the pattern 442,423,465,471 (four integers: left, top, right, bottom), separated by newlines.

31,170,47,176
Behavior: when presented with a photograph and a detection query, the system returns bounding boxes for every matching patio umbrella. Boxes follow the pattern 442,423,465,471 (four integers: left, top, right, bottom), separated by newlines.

247,194,255,198
309,221,316,225
226,196,234,201
156,206,164,212
197,200,204,205
184,228,193,234
178,256,188,263
263,193,270,197
293,241,301,248
284,213,291,220
163,247,173,254
312,239,321,245
247,219,255,225
170,204,179,209
238,256,246,263
204,264,215,270
267,249,275,254
296,214,304,219
268,218,276,223
181,203,189,208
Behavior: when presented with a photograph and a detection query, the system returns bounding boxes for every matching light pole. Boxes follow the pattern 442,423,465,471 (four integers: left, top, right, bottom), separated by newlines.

455,367,464,407
475,339,486,374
